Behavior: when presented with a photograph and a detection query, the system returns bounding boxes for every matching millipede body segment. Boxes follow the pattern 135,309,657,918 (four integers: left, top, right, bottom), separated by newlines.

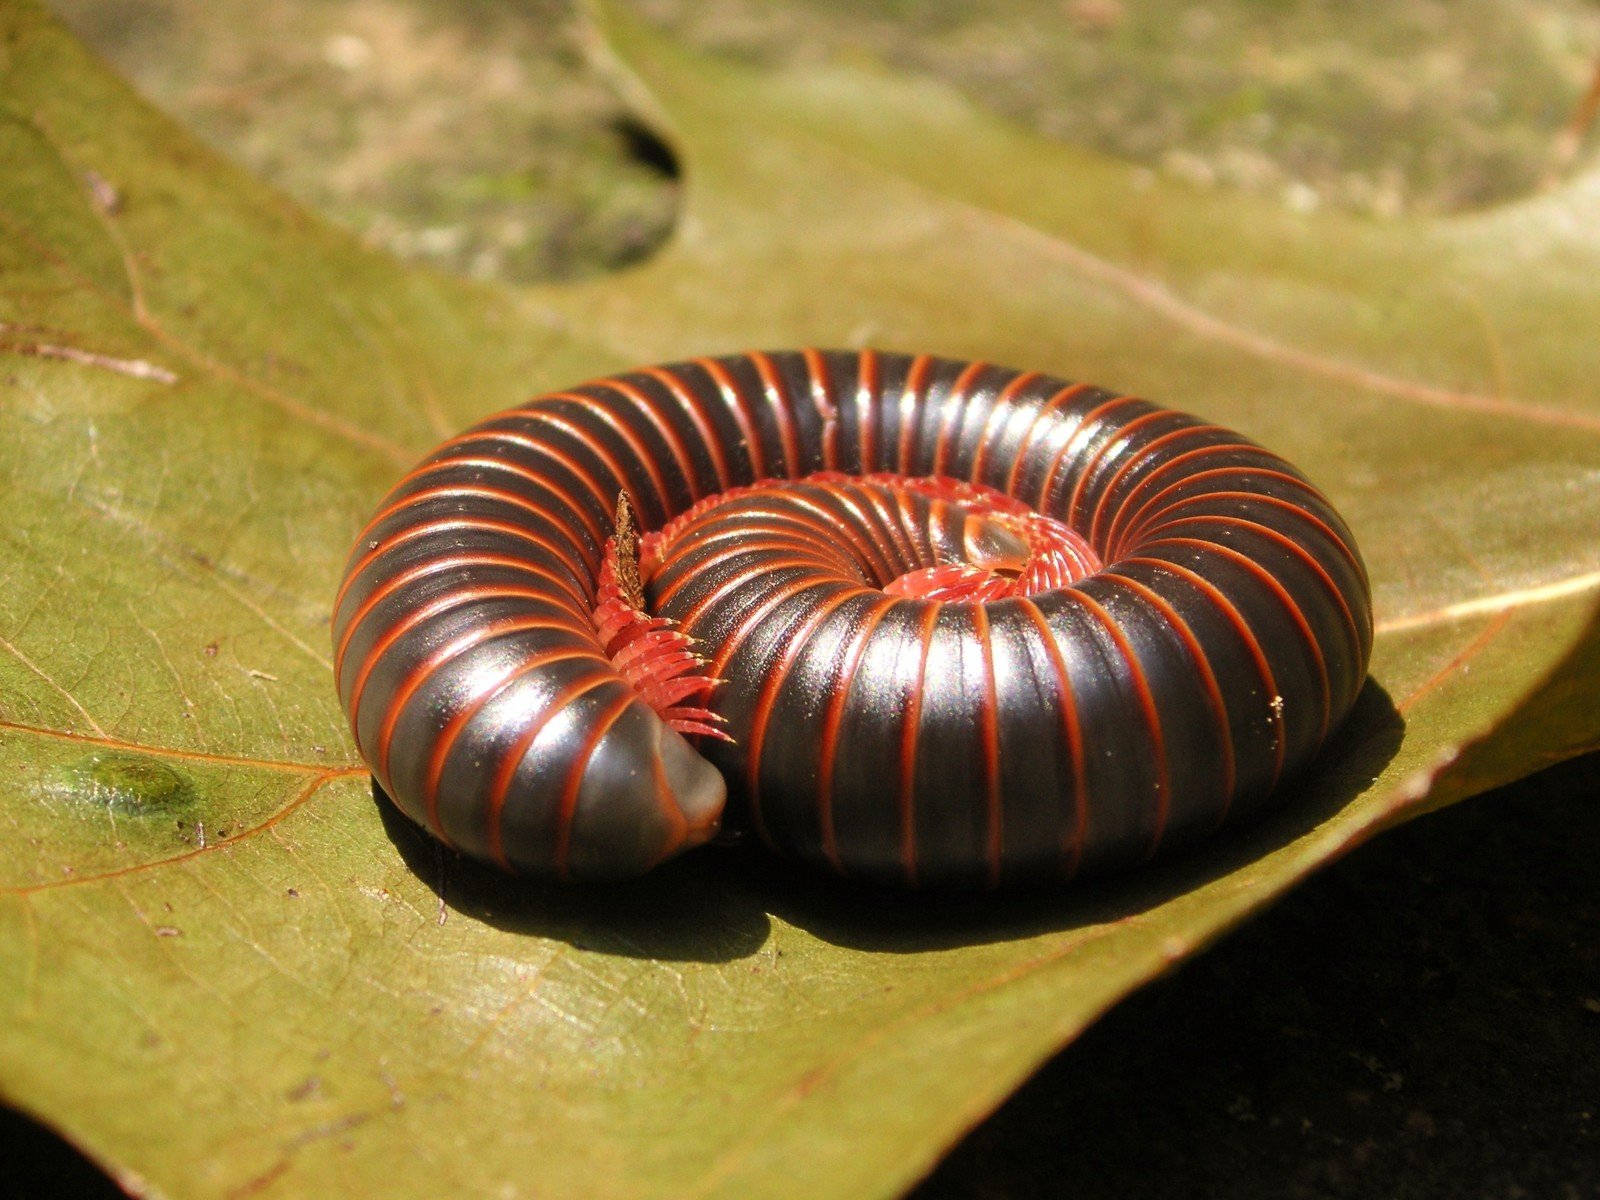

332,350,1372,887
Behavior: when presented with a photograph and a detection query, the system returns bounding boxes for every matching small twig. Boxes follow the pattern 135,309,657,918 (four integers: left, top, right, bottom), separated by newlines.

611,492,646,610
0,323,178,384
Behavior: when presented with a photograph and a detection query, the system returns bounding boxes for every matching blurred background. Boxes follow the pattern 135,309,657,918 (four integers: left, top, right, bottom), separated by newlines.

45,0,1600,285
10,1,1600,1195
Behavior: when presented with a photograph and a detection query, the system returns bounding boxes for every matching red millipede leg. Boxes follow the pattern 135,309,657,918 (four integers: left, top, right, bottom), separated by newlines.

590,496,730,742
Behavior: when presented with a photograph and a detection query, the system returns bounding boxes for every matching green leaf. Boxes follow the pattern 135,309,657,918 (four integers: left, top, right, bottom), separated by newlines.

2,2,1597,1196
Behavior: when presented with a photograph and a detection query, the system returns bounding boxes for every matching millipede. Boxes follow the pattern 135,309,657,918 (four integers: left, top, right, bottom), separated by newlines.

332,349,1372,888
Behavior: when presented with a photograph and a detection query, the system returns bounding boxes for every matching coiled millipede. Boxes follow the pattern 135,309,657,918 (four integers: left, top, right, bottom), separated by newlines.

333,350,1372,888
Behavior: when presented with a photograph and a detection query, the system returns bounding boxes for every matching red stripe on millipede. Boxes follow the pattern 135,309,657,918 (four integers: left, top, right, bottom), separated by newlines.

1015,599,1088,879
971,604,1004,887
702,577,838,680
851,482,921,576
1139,510,1363,684
896,601,942,886
742,589,859,848
342,565,591,716
553,690,637,879
968,370,1038,485
749,350,804,479
419,643,598,839
1085,424,1224,549
794,483,899,585
1125,555,1286,787
374,619,588,782
394,444,607,546
697,357,769,480
1124,484,1366,593
517,407,641,515
542,392,671,514
596,377,705,502
931,359,988,478
1073,590,1171,859
896,354,939,474
802,348,839,471
1104,572,1237,819
484,673,615,869
814,595,898,873
1142,535,1331,741
1005,382,1090,499
338,551,586,679
855,348,880,472
641,365,734,492
339,516,587,612
1063,409,1169,529
1105,447,1281,553
335,506,589,626
1033,394,1143,515
654,550,826,613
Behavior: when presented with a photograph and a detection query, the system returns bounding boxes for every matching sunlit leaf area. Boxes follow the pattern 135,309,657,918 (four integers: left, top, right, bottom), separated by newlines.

2,1,1598,1195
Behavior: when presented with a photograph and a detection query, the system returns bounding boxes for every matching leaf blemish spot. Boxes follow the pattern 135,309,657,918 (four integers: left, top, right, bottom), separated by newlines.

58,750,197,817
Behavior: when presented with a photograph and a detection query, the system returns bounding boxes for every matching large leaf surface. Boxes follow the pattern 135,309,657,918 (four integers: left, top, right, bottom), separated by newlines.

2,2,1598,1195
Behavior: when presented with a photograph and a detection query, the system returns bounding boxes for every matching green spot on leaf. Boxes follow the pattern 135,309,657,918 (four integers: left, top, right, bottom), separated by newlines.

62,751,195,815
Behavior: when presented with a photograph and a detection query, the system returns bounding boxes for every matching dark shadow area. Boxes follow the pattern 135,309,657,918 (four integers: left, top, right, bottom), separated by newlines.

915,748,1600,1200
611,114,681,182
0,1106,123,1200
376,782,771,963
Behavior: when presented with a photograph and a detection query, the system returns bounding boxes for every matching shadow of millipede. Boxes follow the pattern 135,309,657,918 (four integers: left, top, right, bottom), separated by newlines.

379,679,1403,961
